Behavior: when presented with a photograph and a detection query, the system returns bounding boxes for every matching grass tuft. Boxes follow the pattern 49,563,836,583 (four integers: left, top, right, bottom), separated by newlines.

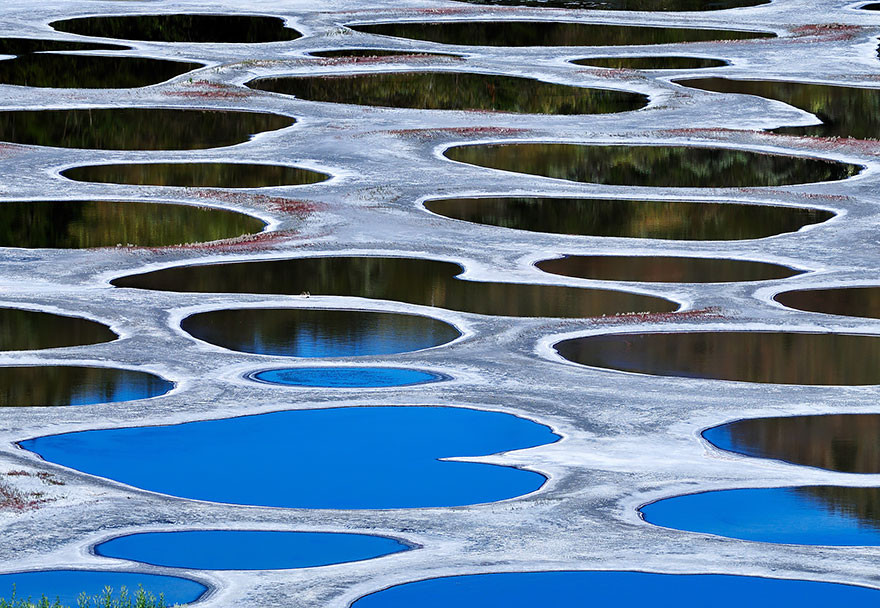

0,585,177,608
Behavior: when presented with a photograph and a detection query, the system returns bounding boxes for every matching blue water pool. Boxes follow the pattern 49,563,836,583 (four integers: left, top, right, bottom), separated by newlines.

640,486,880,545
0,366,173,407
95,530,409,570
249,367,446,388
350,571,880,608
0,570,205,606
21,406,558,508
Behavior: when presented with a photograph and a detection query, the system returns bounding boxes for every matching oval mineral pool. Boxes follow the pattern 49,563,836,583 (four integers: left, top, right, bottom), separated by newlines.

641,486,880,545
94,530,410,570
0,109,293,150
0,570,205,607
0,366,172,407
349,571,880,608
451,0,768,9
424,197,834,240
248,72,647,114
0,38,128,54
0,308,116,351
775,286,880,320
351,21,773,47
574,56,727,69
309,49,461,59
63,163,328,188
180,309,460,357
51,14,302,43
675,78,880,140
112,256,678,318
704,413,880,474
20,406,558,508
536,255,800,283
0,200,266,248
0,55,203,88
444,144,861,187
250,367,446,388
554,331,880,385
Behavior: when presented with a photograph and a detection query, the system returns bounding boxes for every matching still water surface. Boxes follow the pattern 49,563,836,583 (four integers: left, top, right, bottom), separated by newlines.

451,0,768,9
0,54,202,88
63,163,327,188
574,56,727,69
776,286,880,320
0,366,172,407
95,530,409,570
424,197,833,240
250,367,446,387
555,331,880,385
21,406,558,508
0,308,115,351
113,256,678,318
51,15,302,43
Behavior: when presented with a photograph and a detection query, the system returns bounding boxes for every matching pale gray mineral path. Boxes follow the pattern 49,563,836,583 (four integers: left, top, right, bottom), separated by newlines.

1,0,879,606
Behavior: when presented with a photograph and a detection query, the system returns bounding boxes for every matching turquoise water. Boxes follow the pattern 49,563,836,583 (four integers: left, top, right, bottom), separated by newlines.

250,367,446,388
21,406,558,508
0,570,205,606
95,530,409,570
641,486,880,545
350,571,880,608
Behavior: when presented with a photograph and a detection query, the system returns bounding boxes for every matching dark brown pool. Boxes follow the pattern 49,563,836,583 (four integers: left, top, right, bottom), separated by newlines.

112,256,678,318
451,0,768,9
62,163,328,188
309,49,461,59
0,109,294,150
248,72,647,114
574,56,727,70
537,255,800,283
704,414,880,474
0,308,116,351
351,21,773,47
0,54,203,88
555,331,880,385
51,14,302,44
0,201,266,248
424,197,834,240
0,366,173,406
775,287,880,320
444,144,861,187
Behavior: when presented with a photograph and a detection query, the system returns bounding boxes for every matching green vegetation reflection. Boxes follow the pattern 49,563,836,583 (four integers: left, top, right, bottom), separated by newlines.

0,366,172,407
0,308,116,351
352,21,773,47
574,56,726,69
452,0,769,10
0,109,293,150
248,72,647,114
0,201,265,248
677,77,880,139
776,286,880,320
555,331,880,385
537,254,799,283
425,197,833,240
0,38,127,54
0,54,202,88
113,256,678,318
51,14,302,43
63,163,328,188
445,144,860,187
705,413,880,474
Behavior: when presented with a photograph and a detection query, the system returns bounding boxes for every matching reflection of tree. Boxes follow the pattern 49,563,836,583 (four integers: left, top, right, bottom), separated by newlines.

678,78,880,140
0,54,201,88
250,73,646,115
0,201,265,248
51,15,301,43
115,256,678,318
777,287,880,320
446,144,861,187
574,57,726,69
0,109,293,150
355,22,771,47
454,0,767,9
556,331,880,385
181,309,461,356
536,255,797,283
0,308,116,351
0,38,127,54
0,366,170,406
425,197,833,240
796,486,880,531
64,163,327,188
708,414,880,474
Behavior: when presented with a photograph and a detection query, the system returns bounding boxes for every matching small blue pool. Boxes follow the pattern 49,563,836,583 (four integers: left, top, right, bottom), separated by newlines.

0,570,205,607
640,486,880,545
350,571,880,608
249,367,446,388
95,530,410,570
21,406,558,508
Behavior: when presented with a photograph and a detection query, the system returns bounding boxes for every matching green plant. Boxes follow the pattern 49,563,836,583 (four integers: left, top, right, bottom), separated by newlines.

0,585,175,608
